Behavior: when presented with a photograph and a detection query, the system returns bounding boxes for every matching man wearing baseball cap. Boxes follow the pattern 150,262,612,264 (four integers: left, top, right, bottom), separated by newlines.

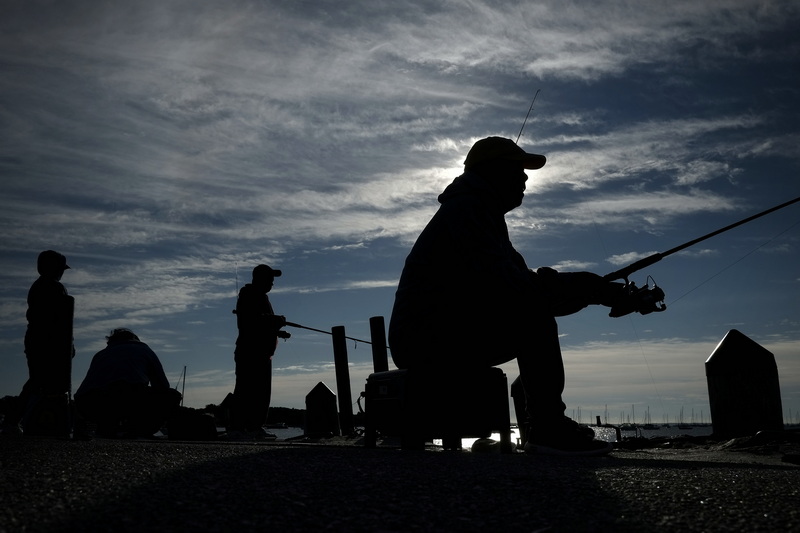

2,250,74,436
389,137,625,456
227,264,288,440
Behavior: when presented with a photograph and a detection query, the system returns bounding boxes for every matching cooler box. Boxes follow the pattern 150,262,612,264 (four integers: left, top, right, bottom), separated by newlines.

364,367,512,451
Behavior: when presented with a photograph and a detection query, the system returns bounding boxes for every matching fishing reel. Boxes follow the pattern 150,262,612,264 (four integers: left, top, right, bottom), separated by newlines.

608,276,666,318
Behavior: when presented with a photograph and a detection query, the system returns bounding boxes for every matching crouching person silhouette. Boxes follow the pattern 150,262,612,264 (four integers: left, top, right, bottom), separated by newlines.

74,329,181,438
389,137,626,456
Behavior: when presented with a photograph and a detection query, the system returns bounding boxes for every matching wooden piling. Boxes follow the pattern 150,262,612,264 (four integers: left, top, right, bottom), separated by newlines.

332,325,355,435
369,316,389,373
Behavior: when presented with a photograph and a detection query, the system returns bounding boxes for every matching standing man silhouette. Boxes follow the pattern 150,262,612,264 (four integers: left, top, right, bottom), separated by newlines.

2,250,74,436
228,264,288,440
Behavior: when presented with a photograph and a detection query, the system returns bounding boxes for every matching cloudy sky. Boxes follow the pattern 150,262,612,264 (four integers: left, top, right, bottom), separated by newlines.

2,0,799,426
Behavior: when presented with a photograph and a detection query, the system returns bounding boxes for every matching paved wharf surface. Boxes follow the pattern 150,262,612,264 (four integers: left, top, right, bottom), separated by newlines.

1,433,799,532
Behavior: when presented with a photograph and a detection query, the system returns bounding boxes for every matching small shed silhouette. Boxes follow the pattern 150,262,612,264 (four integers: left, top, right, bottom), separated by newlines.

705,329,783,439
304,381,341,438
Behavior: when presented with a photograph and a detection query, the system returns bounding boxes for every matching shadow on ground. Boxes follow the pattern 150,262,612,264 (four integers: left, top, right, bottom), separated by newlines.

1,437,798,532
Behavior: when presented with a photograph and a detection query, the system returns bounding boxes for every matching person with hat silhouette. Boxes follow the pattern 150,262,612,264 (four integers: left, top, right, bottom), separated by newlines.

389,137,625,456
2,250,75,436
226,264,288,440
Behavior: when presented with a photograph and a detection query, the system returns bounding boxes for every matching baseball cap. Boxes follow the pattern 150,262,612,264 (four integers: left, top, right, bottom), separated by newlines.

464,136,546,170
37,250,70,275
253,264,282,278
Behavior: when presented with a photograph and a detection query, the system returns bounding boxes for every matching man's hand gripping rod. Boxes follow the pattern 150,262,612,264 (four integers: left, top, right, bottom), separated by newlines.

603,195,800,317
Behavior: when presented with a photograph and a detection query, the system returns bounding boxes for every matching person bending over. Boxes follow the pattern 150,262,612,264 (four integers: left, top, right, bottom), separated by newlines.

75,329,181,438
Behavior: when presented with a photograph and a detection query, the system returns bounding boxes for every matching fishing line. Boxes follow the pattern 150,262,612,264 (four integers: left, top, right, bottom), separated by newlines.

667,218,800,307
590,208,666,414
625,315,667,421
590,196,800,420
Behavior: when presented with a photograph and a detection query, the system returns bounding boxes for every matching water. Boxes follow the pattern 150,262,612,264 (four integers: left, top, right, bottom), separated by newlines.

254,424,714,449
456,424,713,450
593,424,713,443
267,426,305,440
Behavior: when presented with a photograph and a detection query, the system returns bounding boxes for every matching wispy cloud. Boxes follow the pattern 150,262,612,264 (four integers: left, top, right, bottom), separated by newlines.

1,0,798,417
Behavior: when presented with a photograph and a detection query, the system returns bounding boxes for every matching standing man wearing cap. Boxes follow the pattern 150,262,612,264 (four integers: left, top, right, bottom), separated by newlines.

227,264,288,440
389,137,625,456
2,250,75,436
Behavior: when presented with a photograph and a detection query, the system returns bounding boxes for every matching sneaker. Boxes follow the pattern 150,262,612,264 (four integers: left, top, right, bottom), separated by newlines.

525,416,613,457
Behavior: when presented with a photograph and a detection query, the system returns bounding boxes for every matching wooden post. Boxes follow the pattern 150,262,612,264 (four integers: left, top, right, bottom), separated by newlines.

332,325,355,435
369,316,389,373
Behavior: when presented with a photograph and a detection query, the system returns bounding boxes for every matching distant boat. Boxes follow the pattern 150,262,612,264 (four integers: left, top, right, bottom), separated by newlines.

677,406,692,429
642,406,658,429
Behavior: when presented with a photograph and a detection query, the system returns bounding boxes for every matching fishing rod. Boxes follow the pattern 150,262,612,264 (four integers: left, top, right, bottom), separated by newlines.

515,89,540,144
602,195,800,318
231,285,377,345
285,321,375,346
604,195,800,283
230,311,377,345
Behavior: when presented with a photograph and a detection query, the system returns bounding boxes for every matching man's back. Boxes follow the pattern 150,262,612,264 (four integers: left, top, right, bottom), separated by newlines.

389,171,535,368
76,340,168,397
235,283,278,354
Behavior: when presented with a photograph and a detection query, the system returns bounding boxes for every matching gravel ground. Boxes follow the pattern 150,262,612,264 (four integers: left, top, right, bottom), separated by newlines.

1,434,799,532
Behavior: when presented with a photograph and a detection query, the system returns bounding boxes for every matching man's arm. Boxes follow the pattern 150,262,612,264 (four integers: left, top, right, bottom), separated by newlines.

144,346,171,389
